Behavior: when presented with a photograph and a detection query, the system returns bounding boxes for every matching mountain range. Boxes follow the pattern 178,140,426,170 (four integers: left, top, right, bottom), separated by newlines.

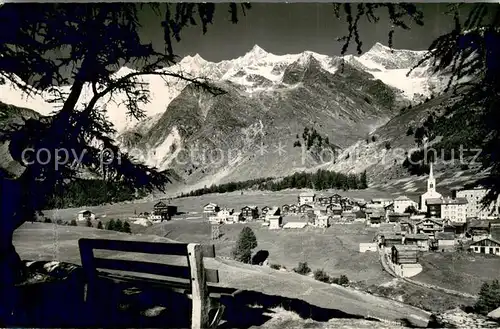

1,42,478,194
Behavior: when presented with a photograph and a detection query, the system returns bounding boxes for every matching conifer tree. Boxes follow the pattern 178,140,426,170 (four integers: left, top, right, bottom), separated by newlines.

123,221,131,233
97,221,103,229
232,226,258,264
114,219,123,232
106,219,116,231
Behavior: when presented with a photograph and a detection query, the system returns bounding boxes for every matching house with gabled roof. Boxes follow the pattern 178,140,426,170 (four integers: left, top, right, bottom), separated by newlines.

435,232,456,252
467,238,500,256
241,205,259,221
393,195,418,214
298,203,313,214
403,233,429,251
203,203,220,215
298,191,315,205
415,218,444,238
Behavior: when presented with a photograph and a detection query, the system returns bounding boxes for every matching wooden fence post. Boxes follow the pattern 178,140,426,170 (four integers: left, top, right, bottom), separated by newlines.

187,243,209,329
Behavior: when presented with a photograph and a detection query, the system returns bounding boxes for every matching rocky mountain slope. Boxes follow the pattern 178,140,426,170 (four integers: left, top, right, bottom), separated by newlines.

1,42,462,192
116,43,454,191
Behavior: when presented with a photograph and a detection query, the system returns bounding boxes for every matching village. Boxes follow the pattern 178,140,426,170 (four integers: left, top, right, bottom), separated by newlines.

70,162,500,285
185,163,500,279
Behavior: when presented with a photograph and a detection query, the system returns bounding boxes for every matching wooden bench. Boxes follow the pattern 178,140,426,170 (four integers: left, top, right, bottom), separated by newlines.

78,238,236,329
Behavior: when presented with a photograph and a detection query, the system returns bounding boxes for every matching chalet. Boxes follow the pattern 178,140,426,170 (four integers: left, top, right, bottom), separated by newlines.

298,192,315,205
203,203,220,215
331,194,342,204
415,218,444,239
209,208,237,224
444,222,466,236
268,215,283,230
468,238,500,256
298,203,313,214
387,212,411,223
77,210,95,221
282,204,299,215
288,204,299,214
241,206,259,221
403,234,429,251
367,211,385,227
326,204,342,216
393,195,418,214
435,232,456,252
317,196,332,206
467,220,490,241
382,233,403,248
153,201,177,221
391,245,419,265
314,215,330,228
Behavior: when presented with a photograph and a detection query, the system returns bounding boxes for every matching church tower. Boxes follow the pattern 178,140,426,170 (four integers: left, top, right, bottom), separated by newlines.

427,162,436,193
420,161,442,212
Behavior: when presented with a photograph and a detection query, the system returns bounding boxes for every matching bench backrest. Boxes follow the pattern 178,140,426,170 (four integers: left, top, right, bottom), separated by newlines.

78,238,219,288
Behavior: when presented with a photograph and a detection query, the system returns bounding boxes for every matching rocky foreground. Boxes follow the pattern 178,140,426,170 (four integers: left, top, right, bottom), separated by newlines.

434,308,499,328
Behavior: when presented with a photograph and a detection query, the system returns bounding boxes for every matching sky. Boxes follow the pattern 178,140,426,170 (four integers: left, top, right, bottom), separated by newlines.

136,3,487,62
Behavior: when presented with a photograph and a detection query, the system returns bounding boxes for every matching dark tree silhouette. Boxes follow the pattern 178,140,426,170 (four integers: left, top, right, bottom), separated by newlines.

114,219,123,232
122,221,131,233
0,4,251,317
106,219,116,231
1,1,500,322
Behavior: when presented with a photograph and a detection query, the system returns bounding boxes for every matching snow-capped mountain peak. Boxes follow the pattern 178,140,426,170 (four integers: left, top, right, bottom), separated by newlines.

0,42,452,134
244,44,269,60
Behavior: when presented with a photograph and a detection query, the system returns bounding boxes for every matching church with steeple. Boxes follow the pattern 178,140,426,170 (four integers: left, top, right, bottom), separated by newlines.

420,162,442,213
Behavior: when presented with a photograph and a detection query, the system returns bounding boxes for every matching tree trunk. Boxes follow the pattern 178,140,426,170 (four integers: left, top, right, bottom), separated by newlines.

0,177,28,324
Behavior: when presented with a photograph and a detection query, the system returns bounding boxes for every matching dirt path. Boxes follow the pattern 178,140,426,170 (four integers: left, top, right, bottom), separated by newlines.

378,248,478,300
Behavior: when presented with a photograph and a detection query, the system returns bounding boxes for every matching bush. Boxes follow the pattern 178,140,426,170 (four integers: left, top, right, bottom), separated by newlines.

56,219,63,225
106,219,115,231
404,205,417,214
313,269,330,283
86,219,93,227
293,262,311,275
384,141,391,150
338,274,349,286
270,264,281,270
232,227,258,263
371,135,377,142
406,126,414,136
475,280,500,315
97,221,103,229
44,218,52,223
330,275,349,286
70,219,77,226
461,164,469,170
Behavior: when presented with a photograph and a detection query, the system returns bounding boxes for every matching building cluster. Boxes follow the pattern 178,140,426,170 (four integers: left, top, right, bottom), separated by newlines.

360,162,500,261
203,191,365,230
